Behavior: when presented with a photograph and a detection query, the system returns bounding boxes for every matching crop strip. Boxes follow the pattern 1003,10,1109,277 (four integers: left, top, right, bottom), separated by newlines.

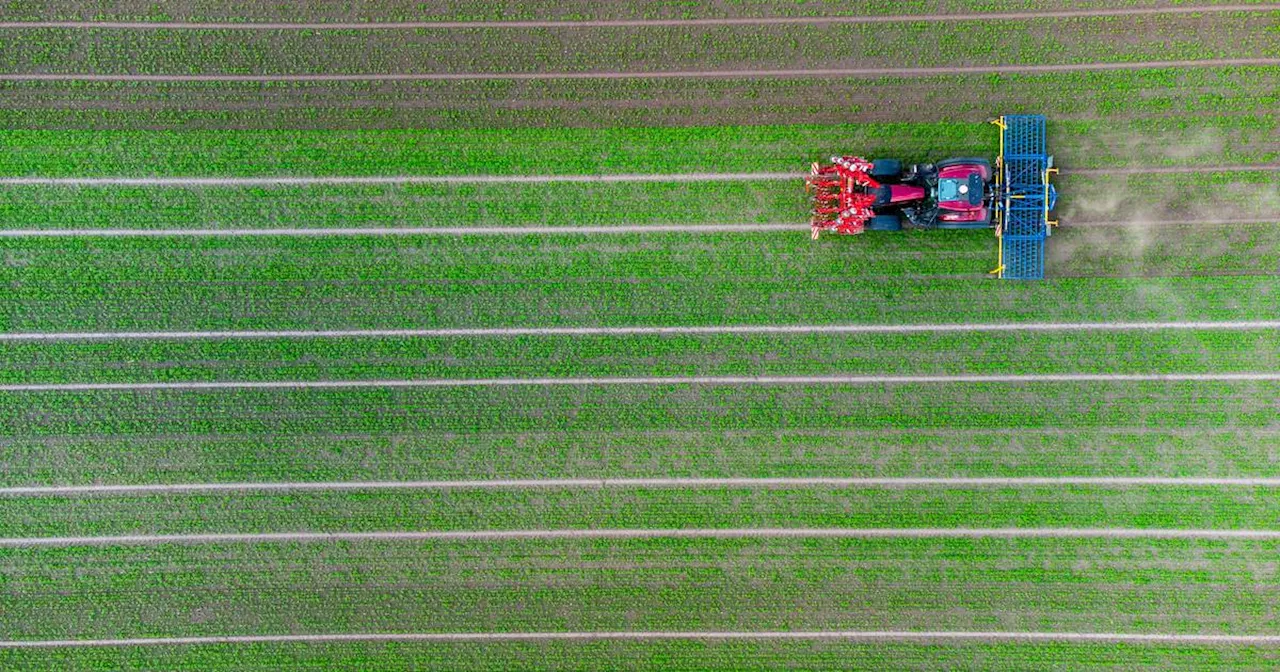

3,373,1280,392
0,218,1273,238
2,321,1276,342
7,477,1280,496
6,528,1280,548
2,5,1275,30
2,59,1276,82
0,166,1269,188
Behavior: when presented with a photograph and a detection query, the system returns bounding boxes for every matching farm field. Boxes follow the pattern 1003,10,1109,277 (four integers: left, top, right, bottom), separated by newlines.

1,2,1279,670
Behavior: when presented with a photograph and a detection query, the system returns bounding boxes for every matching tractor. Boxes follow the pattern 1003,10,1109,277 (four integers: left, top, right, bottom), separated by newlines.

807,115,1058,280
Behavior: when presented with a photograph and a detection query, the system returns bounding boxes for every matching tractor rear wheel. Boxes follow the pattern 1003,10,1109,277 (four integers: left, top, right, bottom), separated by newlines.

870,159,903,181
866,213,903,231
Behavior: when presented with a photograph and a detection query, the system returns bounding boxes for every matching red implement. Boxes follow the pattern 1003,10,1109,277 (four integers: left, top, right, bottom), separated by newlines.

807,157,880,239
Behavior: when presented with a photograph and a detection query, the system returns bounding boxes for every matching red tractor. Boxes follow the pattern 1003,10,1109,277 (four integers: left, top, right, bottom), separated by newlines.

807,156,994,237
807,115,1058,280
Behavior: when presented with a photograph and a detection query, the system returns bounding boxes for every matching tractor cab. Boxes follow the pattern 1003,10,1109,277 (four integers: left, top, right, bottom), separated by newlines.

937,173,984,207
933,159,993,228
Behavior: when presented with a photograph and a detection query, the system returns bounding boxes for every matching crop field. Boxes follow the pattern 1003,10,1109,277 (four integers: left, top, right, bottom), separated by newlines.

0,1,1279,670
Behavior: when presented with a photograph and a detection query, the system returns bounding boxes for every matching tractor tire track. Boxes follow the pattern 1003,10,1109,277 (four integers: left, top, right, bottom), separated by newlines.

7,477,1280,496
5,528,1280,547
2,59,1276,82
1065,165,1280,175
2,5,1275,29
4,630,1280,648
1,320,1278,342
2,373,1280,392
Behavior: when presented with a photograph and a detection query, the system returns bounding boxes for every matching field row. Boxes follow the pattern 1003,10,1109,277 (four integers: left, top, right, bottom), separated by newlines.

2,380,1278,439
2,15,1269,76
0,328,1278,384
3,537,1279,637
7,638,1279,672
9,484,1280,536
5,0,1274,23
2,236,1279,332
2,119,1273,177
6,427,1279,486
3,273,1279,331
1,171,1274,229
4,66,1276,129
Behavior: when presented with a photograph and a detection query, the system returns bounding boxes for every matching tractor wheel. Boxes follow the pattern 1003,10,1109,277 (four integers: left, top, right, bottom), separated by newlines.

870,159,903,181
866,213,903,232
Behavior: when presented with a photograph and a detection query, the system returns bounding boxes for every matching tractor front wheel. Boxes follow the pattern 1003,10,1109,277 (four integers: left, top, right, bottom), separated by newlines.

866,213,903,231
870,159,903,181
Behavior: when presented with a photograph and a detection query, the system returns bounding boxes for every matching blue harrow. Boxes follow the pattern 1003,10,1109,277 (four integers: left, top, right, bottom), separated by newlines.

991,115,1058,280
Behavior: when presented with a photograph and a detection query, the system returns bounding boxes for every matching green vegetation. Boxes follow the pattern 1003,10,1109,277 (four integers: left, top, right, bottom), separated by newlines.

2,117,1275,176
4,232,1280,331
7,639,1280,672
0,181,806,229
9,639,1280,672
3,380,1277,439
2,328,1279,384
0,124,993,176
4,538,1279,639
1,15,1269,76
6,427,1280,486
8,485,1280,536
2,4,1279,667
4,65,1278,129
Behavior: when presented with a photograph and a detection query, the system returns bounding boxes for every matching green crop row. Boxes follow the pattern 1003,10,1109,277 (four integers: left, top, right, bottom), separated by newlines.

1,328,1278,385
3,272,1280,332
6,426,1280,486
7,639,1279,672
2,117,1273,178
2,380,1277,439
0,123,991,176
8,485,1280,537
0,181,805,229
4,236,1280,332
3,65,1276,130
4,537,1278,639
0,231,995,286
0,15,1268,76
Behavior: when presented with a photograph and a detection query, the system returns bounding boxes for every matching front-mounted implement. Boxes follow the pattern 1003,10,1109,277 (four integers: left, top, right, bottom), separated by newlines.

807,115,1057,280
